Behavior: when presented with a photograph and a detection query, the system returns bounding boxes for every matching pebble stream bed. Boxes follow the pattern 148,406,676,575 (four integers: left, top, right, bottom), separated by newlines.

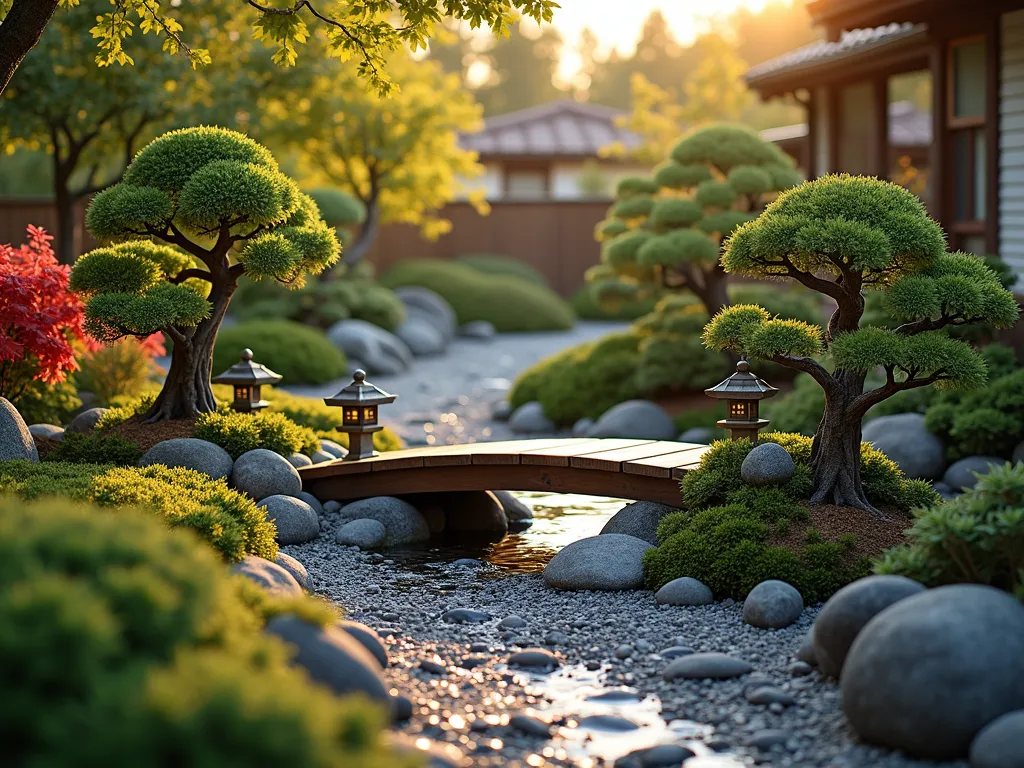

285,493,968,768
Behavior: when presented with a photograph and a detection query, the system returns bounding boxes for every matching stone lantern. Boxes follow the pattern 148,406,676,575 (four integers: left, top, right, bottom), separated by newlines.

705,359,778,441
324,369,397,460
212,348,282,413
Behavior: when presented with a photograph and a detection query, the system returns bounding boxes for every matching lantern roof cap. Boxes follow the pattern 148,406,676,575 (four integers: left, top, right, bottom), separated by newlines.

324,369,397,407
705,359,779,401
212,348,282,386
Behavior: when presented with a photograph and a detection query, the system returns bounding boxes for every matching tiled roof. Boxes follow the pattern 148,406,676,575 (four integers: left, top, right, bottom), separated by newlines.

746,23,926,85
459,100,643,158
761,100,932,146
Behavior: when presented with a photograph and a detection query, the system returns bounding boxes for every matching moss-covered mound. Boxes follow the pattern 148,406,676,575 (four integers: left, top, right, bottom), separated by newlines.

643,433,938,601
0,460,277,562
0,495,402,767
213,319,346,386
380,259,575,332
876,461,1024,597
455,253,550,287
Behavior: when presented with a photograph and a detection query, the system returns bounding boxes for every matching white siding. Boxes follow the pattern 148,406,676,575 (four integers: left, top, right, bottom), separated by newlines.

1001,9,1024,289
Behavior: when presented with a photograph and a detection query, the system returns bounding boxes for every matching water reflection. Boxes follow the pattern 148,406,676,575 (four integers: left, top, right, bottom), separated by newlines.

383,493,627,576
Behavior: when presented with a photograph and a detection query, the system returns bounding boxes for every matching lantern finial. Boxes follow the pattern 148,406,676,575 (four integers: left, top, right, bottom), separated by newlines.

736,359,750,373
241,348,253,362
353,369,366,384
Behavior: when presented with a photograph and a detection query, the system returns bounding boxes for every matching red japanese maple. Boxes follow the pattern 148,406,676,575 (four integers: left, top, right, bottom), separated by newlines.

0,226,86,399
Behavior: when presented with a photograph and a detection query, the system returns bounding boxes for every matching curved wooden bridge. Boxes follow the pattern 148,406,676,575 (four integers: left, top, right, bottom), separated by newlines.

299,438,709,506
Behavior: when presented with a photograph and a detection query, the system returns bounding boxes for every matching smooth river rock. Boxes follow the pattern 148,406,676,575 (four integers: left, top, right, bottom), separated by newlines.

543,534,654,591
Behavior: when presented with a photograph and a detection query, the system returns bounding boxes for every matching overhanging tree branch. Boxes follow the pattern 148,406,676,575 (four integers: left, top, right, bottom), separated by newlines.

0,0,61,95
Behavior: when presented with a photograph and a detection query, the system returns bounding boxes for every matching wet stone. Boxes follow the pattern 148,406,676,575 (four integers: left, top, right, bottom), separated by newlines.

508,713,552,738
441,608,492,624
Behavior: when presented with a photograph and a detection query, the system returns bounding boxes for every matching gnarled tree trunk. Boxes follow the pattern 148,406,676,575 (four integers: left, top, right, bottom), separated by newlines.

808,369,879,515
143,280,236,423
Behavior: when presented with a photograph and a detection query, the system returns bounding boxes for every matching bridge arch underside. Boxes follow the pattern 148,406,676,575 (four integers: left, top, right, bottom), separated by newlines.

299,438,708,507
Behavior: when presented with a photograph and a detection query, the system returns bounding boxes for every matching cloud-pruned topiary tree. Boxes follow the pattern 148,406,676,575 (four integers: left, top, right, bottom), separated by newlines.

590,124,802,317
69,126,339,422
704,174,1019,513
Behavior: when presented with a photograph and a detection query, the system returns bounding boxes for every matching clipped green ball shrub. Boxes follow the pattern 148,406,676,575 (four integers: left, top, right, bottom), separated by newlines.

570,284,661,321
875,461,1024,598
0,460,277,562
380,259,575,332
0,495,401,767
455,253,550,287
231,277,405,332
194,409,320,459
925,367,1024,461
306,187,367,228
212,319,346,385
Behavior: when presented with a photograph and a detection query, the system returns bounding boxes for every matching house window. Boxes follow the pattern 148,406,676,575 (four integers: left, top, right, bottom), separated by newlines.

947,36,988,249
505,170,548,199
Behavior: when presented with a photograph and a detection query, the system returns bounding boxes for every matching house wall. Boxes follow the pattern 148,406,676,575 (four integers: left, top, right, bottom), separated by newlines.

1000,8,1024,289
453,164,503,201
813,86,833,175
455,160,650,201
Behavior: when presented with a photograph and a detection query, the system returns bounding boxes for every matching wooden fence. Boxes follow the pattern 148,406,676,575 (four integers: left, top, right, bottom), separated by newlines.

0,198,611,296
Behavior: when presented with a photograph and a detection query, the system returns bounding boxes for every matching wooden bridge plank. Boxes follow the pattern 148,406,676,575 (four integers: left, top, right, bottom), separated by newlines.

419,438,582,467
519,439,652,466
624,445,709,478
570,441,695,472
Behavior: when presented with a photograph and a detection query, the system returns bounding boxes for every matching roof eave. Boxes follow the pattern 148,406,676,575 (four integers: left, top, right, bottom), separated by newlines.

806,0,934,28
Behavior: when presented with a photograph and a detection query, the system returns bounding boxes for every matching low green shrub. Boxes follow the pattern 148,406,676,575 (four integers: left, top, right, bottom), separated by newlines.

0,495,403,767
49,432,144,466
74,338,163,407
212,320,346,386
456,253,550,286
231,277,405,332
876,461,1024,597
509,330,643,423
0,460,276,562
570,284,661,321
194,409,320,459
380,259,575,332
925,365,1024,461
11,378,81,426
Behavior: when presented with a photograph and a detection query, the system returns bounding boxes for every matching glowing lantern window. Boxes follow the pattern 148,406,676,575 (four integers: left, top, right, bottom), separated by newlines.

324,370,397,461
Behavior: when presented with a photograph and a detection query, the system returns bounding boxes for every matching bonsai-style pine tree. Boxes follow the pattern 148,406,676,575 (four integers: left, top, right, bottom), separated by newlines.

591,124,802,317
69,126,339,422
704,174,1019,513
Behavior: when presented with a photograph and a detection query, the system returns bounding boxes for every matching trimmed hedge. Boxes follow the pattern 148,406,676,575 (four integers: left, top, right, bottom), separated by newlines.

380,259,575,332
231,277,405,332
50,432,144,466
642,432,939,601
456,253,550,287
570,284,660,321
0,495,402,767
193,409,320,459
0,460,277,562
876,461,1024,598
212,320,346,386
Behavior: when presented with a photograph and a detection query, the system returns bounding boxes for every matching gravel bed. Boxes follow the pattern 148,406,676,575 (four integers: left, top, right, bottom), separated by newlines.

286,522,969,768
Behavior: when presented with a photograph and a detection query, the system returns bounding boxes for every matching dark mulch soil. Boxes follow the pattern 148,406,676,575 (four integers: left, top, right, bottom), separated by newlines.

33,436,60,461
104,415,197,453
771,502,913,563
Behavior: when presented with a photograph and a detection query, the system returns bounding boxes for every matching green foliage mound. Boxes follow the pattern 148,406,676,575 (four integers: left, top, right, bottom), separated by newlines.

212,320,346,386
306,188,367,229
380,259,575,332
194,409,320,460
0,461,277,563
456,253,550,287
925,366,1024,461
231,277,406,332
0,496,401,767
570,283,661,321
876,461,1024,598
49,432,144,466
643,433,939,601
11,379,82,427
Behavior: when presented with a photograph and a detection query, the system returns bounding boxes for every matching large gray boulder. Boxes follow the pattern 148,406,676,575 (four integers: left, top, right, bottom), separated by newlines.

943,456,1006,492
586,400,676,440
338,496,430,545
258,495,320,545
395,286,457,342
29,423,64,442
862,412,946,480
232,555,302,597
743,580,804,629
741,443,795,487
812,575,926,679
841,584,1024,760
326,318,412,375
508,401,555,434
266,615,388,703
655,577,714,606
335,518,387,549
492,490,533,527
572,417,594,437
231,448,302,501
0,398,38,462
66,406,108,434
138,438,232,480
970,710,1024,768
600,500,679,545
395,316,447,357
318,439,348,459
543,534,653,591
